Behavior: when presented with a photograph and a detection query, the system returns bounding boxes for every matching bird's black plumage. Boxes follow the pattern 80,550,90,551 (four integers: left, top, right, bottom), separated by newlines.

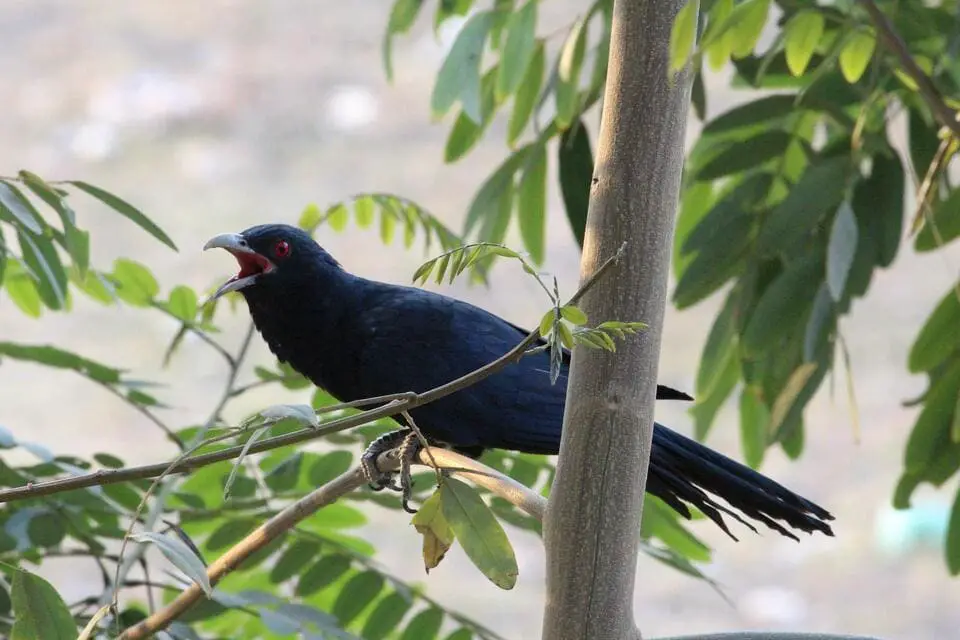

205,224,834,540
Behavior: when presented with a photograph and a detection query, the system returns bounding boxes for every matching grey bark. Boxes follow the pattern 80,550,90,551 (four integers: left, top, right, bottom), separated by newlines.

540,0,692,637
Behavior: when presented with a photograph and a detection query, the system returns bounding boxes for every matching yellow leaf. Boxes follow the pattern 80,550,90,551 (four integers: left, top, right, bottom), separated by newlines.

411,489,454,572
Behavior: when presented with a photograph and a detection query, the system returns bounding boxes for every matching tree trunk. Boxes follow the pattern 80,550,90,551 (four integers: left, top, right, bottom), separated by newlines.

540,0,693,638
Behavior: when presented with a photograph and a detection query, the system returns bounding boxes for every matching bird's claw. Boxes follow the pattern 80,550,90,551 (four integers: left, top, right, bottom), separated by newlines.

360,429,408,493
358,429,423,512
396,432,422,514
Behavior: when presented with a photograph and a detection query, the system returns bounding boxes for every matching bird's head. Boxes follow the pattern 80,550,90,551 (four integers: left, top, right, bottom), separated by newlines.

203,223,341,300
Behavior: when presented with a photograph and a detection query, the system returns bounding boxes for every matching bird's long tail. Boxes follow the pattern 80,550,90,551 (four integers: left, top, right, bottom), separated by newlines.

647,423,835,540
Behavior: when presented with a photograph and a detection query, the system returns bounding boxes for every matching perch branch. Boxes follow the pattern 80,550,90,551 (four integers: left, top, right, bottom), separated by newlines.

116,447,545,639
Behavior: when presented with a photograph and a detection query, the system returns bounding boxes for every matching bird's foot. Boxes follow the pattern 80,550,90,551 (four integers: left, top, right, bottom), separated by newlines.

360,429,409,492
396,432,423,514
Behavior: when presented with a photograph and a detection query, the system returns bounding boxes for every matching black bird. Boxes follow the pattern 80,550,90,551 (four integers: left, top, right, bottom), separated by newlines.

204,224,834,540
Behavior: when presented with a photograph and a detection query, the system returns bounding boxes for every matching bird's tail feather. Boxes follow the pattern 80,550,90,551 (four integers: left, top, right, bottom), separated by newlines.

647,424,835,541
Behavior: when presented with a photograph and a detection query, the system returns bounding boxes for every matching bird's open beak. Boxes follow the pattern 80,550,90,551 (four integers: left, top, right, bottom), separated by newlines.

203,232,275,300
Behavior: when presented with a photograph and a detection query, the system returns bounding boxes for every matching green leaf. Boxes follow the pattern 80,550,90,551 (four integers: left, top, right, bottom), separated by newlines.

400,607,444,640
309,450,354,486
507,43,545,145
412,490,455,572
946,485,960,575
904,361,960,472
270,540,320,583
264,452,305,493
362,592,413,640
826,200,859,302
741,254,823,357
383,0,425,81
0,342,121,383
444,67,498,163
704,95,799,136
296,554,351,596
305,503,367,530
558,121,593,249
94,452,125,468
27,511,66,547
669,0,699,73
496,1,537,100
464,148,529,238
167,285,198,322
854,150,904,267
695,131,792,181
440,477,518,589
692,351,740,440
784,11,824,76
111,258,159,306
326,203,349,232
803,284,835,362
839,29,876,83
205,519,255,551
4,261,43,317
431,11,494,123
640,498,711,562
757,156,851,254
9,566,77,640
908,288,960,374
728,0,771,58
555,18,587,129
695,292,737,394
739,387,769,468
69,181,177,251
331,570,385,625
130,531,212,595
701,0,735,69
70,268,117,305
517,144,547,264
768,362,819,440
0,182,43,234
908,107,940,185
17,230,67,310
560,305,587,325
915,187,960,253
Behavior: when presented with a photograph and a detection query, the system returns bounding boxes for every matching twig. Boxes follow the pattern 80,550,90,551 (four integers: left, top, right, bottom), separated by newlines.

152,302,237,368
0,247,627,506
98,382,184,450
858,0,960,138
107,322,256,617
117,447,545,639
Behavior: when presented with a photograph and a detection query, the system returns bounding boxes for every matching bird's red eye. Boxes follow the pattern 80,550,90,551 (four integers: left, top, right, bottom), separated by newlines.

274,240,291,258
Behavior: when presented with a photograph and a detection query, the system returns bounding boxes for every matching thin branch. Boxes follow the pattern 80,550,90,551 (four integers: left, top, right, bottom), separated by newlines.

858,0,960,138
108,322,256,616
200,322,256,433
153,302,236,368
98,382,184,450
0,249,625,506
117,448,545,639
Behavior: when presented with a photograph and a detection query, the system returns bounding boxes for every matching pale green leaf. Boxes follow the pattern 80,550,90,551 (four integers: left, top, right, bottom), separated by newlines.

130,531,212,595
517,144,547,264
69,180,177,251
839,29,876,83
496,1,537,100
784,11,824,76
826,200,859,302
431,11,494,122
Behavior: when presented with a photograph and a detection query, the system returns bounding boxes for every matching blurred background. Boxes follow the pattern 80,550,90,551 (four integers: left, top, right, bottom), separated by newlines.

1,1,958,638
